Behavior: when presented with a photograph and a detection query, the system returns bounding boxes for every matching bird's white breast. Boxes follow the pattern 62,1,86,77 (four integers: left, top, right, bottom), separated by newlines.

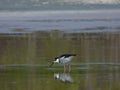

59,56,73,64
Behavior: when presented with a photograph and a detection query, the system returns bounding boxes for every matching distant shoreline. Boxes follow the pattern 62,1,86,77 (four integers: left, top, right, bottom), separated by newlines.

0,9,120,17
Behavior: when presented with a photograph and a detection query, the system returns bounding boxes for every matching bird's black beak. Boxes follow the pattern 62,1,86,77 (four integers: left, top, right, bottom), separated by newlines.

49,62,54,67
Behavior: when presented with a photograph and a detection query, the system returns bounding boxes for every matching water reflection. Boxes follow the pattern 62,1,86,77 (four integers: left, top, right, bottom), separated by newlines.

0,65,120,90
54,73,74,83
0,31,120,89
0,31,120,64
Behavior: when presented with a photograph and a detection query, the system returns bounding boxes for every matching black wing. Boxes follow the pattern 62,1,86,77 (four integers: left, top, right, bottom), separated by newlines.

59,54,76,58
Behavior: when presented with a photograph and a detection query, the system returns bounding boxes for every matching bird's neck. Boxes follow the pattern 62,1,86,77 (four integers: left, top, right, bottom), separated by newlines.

54,58,60,63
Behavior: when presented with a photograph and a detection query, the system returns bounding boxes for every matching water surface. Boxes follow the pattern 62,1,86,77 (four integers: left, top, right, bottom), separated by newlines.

0,1,120,89
0,32,120,90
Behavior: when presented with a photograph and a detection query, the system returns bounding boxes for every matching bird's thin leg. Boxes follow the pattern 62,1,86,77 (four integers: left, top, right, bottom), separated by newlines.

64,65,66,73
69,64,71,72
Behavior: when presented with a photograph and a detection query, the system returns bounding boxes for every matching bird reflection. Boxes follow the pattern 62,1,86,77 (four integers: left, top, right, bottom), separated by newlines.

54,73,74,83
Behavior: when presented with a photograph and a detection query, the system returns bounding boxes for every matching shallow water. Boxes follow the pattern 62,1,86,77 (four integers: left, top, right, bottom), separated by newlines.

0,1,120,89
0,31,120,90
0,63,120,90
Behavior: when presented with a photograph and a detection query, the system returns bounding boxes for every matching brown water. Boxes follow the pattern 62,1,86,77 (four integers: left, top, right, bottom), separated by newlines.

0,31,120,90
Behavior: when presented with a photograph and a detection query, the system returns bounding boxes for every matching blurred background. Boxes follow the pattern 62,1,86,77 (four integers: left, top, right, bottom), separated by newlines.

0,0,120,90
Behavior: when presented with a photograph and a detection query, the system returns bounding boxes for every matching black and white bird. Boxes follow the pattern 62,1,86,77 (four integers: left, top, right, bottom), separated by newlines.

54,73,74,83
49,54,76,72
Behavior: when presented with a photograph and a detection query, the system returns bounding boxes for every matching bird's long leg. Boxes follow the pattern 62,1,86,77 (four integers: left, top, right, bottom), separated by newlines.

64,65,66,73
69,64,71,72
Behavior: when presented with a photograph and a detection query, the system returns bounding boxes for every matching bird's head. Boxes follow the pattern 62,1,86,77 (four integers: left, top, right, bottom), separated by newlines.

49,57,59,67
54,57,59,63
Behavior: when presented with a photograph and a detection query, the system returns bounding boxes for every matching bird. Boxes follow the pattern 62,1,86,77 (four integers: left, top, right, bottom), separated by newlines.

49,54,76,72
54,73,74,83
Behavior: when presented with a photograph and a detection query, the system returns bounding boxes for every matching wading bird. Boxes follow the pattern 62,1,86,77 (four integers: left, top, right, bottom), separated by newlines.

49,54,76,72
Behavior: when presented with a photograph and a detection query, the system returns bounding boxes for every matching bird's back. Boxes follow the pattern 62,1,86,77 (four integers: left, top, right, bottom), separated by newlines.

59,54,76,64
59,54,76,58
